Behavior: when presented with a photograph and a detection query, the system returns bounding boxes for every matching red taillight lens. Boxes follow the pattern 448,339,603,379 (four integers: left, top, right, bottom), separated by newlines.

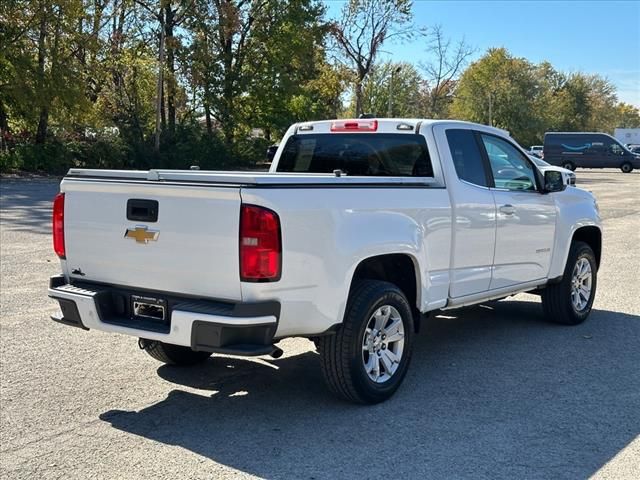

53,193,65,258
331,119,378,132
240,204,281,282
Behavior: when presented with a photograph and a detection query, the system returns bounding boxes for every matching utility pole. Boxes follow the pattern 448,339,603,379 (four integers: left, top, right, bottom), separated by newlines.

488,92,493,127
387,66,402,117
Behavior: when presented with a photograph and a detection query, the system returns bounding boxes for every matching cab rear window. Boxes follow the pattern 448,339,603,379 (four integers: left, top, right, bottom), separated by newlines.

276,134,434,177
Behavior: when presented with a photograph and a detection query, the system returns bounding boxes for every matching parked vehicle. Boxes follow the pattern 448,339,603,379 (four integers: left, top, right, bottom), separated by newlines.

543,132,640,173
529,145,544,158
529,155,576,186
49,119,602,404
627,144,640,154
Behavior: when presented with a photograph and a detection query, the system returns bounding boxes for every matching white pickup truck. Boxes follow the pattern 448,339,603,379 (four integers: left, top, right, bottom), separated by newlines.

49,118,602,404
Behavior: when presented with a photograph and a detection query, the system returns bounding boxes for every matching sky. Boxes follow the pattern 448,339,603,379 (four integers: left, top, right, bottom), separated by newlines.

324,0,640,107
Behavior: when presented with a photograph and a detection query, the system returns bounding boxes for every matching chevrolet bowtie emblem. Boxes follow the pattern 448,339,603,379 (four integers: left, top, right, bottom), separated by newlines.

124,226,159,244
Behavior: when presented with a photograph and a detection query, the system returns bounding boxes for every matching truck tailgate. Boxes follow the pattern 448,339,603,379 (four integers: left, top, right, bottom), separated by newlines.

61,179,242,300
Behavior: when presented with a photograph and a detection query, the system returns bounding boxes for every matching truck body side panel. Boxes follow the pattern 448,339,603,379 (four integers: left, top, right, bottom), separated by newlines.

239,186,452,337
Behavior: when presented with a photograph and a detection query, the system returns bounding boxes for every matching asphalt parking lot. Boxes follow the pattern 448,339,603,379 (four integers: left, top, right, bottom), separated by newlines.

1,170,639,479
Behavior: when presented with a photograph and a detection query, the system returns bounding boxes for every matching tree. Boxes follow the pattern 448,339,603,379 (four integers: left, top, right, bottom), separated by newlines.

0,0,90,143
452,48,543,146
289,59,351,122
188,0,326,147
353,61,422,117
419,24,473,118
239,0,328,138
615,103,640,128
542,71,620,134
133,0,194,150
330,0,414,117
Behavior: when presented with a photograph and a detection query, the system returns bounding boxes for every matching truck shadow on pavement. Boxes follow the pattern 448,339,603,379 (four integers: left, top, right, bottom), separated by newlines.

100,300,640,479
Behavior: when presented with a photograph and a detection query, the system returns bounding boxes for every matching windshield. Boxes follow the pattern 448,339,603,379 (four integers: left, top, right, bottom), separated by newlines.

277,134,433,177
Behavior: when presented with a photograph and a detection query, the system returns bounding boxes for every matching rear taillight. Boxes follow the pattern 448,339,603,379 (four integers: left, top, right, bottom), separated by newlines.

239,204,281,282
53,192,65,258
330,119,378,132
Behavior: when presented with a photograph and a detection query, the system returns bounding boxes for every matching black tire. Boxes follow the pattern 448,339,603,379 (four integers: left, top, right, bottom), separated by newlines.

541,241,597,325
621,162,633,173
140,339,212,366
318,280,414,404
561,161,576,171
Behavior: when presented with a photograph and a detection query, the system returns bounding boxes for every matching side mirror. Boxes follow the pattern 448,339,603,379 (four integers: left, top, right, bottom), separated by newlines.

543,170,566,193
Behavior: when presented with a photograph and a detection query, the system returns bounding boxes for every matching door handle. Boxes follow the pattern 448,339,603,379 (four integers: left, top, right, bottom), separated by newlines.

499,204,516,215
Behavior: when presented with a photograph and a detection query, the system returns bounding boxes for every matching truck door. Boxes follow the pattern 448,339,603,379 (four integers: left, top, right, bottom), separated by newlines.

435,126,496,298
478,133,557,289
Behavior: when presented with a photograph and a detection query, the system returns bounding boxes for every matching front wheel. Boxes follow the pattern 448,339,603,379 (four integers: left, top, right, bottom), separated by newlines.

541,241,597,325
318,280,414,404
621,162,633,173
562,161,576,171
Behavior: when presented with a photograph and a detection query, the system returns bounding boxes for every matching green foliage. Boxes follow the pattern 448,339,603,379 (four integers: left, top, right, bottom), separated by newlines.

350,61,422,117
615,103,640,128
452,48,543,146
1,0,638,174
0,137,128,174
289,59,352,121
0,124,260,174
451,48,638,146
239,0,329,137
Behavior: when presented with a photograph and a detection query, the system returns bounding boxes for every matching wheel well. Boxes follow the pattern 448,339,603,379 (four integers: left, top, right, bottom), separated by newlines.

350,254,419,312
572,226,601,268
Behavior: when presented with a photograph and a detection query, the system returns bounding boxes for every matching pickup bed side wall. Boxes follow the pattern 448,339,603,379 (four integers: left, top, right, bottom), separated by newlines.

239,187,452,338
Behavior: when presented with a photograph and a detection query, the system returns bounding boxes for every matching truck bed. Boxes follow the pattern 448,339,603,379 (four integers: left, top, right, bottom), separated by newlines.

65,168,442,187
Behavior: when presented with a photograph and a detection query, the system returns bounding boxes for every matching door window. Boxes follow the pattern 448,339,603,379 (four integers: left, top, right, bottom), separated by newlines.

445,129,488,187
480,134,537,191
610,143,624,155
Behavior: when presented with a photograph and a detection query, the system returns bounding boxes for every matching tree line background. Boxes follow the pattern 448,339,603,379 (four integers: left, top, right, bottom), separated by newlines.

1,0,639,174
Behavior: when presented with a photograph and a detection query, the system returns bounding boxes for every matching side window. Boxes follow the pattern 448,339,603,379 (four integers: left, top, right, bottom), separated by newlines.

610,143,624,155
445,129,488,187
480,134,537,191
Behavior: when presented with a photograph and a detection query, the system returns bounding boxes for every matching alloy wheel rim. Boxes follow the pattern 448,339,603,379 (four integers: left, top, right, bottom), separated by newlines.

571,257,592,312
362,305,405,383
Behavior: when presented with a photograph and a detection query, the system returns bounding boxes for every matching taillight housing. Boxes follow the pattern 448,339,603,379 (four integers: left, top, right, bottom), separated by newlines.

53,193,65,258
239,204,281,282
330,119,378,132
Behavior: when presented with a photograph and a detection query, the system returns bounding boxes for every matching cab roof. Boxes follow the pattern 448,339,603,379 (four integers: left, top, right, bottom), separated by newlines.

291,118,510,138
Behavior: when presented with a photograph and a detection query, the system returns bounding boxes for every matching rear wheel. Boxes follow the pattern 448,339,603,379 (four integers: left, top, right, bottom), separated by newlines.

139,339,212,366
621,162,633,173
562,161,576,171
541,241,597,325
318,280,414,404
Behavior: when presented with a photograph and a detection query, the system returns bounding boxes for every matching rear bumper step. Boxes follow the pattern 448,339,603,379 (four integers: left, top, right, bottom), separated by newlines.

48,275,280,357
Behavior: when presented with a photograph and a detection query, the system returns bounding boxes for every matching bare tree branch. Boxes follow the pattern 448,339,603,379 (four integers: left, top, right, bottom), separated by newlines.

330,0,413,116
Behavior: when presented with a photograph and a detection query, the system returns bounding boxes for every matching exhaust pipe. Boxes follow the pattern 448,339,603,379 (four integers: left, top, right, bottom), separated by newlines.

270,346,284,358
